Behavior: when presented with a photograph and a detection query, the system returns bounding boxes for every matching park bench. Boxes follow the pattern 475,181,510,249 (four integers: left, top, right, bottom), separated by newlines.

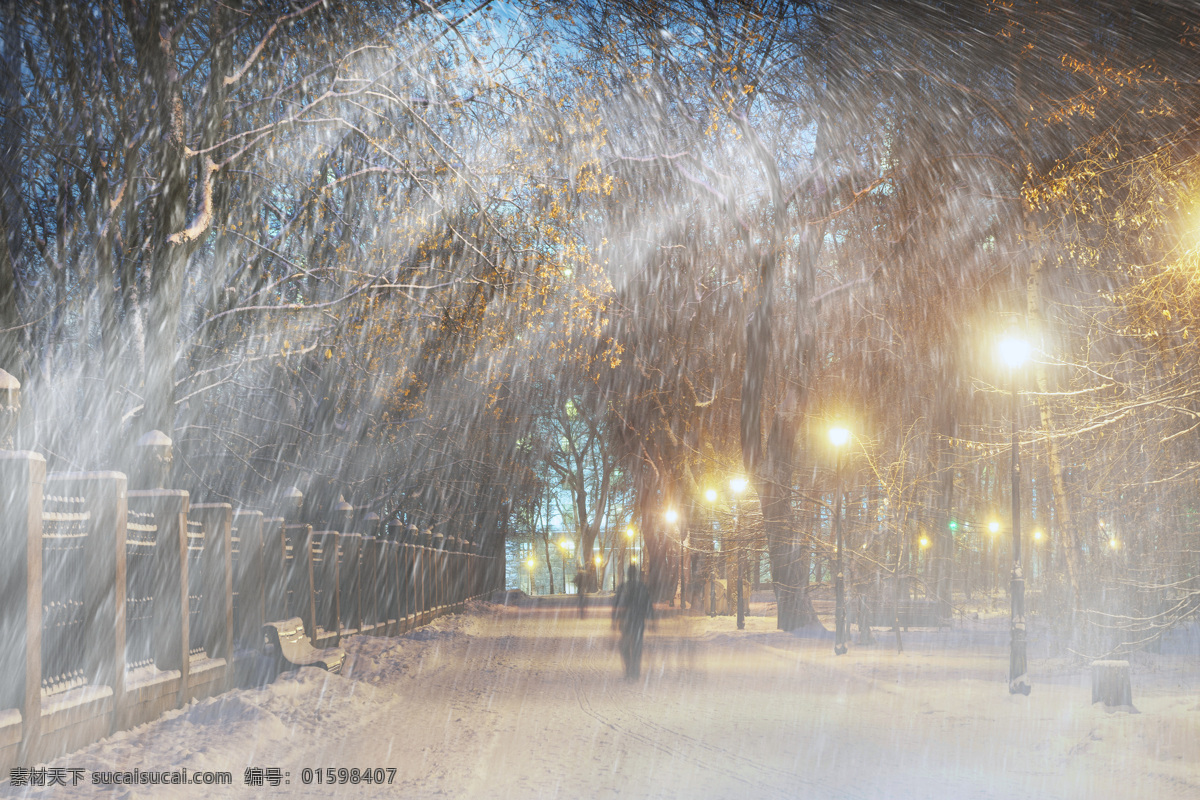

262,618,346,675
860,600,946,629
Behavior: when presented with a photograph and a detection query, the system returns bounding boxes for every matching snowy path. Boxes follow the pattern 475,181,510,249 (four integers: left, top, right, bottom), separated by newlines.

4,598,1198,799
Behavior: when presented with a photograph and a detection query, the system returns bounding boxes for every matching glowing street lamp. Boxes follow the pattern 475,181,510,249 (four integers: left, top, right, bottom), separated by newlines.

829,426,851,655
525,556,536,595
988,520,1001,534
705,488,718,503
998,337,1032,369
998,334,1031,696
828,427,850,448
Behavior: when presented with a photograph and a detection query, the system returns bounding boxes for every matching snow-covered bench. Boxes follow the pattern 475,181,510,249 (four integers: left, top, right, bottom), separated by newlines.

262,618,345,674
859,600,946,629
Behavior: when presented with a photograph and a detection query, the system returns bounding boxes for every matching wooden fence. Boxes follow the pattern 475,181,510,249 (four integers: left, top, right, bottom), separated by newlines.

0,444,501,768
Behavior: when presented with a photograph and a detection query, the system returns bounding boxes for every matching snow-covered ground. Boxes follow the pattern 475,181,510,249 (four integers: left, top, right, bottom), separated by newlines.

4,594,1198,799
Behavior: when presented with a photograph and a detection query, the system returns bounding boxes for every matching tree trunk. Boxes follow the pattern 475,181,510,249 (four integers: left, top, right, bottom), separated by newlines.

0,1,23,376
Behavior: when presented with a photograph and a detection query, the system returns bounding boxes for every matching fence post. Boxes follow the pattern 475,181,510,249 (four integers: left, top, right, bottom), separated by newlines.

399,525,413,630
262,517,286,623
0,451,45,760
50,472,127,728
451,537,464,606
313,530,339,643
369,517,388,634
446,537,453,606
134,491,189,699
464,539,475,600
387,522,405,635
339,530,361,634
359,525,376,633
361,513,383,635
283,524,315,639
232,510,264,651
387,522,403,635
0,370,18,450
191,504,233,663
432,533,446,611
420,529,433,616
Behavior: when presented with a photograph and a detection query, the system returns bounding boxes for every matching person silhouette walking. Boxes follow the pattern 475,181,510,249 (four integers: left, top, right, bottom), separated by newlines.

612,565,654,678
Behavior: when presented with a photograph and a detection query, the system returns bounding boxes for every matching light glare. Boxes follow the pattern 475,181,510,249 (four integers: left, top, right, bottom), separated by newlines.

828,427,851,447
998,337,1031,368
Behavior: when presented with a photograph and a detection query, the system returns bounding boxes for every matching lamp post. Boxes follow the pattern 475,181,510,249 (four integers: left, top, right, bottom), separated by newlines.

999,335,1031,695
665,508,680,608
730,477,749,630
704,489,718,616
987,519,1001,592
829,426,850,655
559,539,571,594
525,556,536,595
624,526,635,579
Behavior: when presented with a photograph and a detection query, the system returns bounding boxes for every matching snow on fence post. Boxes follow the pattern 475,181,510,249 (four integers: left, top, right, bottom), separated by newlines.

47,471,127,727
0,450,45,763
191,504,233,663
232,510,264,650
